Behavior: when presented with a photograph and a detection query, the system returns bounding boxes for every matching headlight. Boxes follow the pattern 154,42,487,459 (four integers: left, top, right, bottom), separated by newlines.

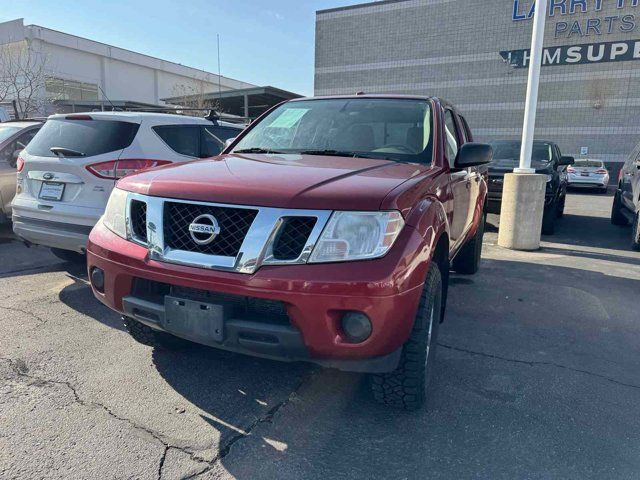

309,211,404,263
102,188,128,239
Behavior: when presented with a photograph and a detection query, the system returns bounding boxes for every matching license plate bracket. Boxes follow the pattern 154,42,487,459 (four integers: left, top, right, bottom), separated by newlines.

39,181,65,201
163,296,224,342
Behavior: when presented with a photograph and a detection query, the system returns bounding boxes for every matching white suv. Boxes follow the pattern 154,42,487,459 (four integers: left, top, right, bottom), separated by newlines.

12,111,244,261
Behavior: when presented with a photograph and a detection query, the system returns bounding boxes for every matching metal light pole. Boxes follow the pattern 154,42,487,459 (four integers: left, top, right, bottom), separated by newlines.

498,0,549,251
516,0,548,173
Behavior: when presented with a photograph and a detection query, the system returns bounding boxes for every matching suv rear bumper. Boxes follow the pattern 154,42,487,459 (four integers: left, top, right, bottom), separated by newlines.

11,199,102,252
12,214,93,252
87,221,429,373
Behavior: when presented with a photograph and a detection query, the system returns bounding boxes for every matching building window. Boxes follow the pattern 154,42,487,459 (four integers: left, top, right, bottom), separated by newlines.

46,77,99,101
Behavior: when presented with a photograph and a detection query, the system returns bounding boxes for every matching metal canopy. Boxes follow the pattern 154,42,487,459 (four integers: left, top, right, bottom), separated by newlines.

162,86,302,119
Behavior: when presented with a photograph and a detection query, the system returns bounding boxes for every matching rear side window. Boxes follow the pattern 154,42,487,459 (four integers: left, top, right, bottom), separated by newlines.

209,125,242,141
201,127,223,157
27,119,139,157
154,125,230,158
153,125,200,157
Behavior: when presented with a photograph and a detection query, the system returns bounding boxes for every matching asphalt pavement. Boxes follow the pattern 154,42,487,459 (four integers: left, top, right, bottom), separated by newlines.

1,190,640,479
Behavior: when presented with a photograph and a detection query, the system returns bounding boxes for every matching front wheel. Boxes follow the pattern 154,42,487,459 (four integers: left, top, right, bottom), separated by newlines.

370,263,442,411
541,201,557,235
611,190,629,226
632,212,640,252
556,195,566,218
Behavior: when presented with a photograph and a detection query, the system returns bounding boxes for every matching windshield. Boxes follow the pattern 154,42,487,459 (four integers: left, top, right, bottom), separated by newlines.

0,126,20,144
489,140,553,169
232,98,433,164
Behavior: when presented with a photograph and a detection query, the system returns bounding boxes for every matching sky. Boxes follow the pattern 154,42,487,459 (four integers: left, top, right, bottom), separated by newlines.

0,0,365,96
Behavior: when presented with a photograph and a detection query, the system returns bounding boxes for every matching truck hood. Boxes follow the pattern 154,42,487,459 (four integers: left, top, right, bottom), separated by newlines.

117,153,427,210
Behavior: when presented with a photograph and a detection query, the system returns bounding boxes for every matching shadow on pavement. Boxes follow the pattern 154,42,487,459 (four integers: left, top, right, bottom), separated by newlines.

211,256,640,480
150,344,313,447
58,275,123,331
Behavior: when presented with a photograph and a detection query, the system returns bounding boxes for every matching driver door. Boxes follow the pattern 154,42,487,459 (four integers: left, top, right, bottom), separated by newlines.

445,109,471,249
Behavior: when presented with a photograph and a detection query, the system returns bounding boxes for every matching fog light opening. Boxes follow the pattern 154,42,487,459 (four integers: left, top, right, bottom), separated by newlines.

341,312,372,344
90,267,105,293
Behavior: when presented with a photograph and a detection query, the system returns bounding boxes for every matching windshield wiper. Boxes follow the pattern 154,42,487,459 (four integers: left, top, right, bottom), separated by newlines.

234,147,285,154
50,147,85,157
299,149,359,158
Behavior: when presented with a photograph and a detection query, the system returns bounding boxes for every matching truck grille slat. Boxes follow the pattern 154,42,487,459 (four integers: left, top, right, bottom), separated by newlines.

130,200,147,243
163,202,258,257
273,217,317,260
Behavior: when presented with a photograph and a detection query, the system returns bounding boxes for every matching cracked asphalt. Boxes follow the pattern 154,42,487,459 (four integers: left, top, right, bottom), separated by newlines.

1,190,640,479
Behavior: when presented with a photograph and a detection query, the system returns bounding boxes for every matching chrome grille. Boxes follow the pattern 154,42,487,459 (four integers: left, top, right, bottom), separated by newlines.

163,202,258,257
273,217,317,260
130,200,147,243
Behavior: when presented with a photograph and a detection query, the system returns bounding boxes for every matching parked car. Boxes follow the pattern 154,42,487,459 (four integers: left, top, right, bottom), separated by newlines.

487,140,574,235
0,120,43,223
12,112,244,262
611,141,640,251
567,159,609,193
87,95,491,410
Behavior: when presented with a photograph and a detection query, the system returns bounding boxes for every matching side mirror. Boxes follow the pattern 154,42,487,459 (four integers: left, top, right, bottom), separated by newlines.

454,143,493,169
558,155,575,166
223,137,237,150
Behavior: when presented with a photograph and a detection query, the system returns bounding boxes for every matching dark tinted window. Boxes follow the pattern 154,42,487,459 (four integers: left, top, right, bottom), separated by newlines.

27,119,139,157
210,125,242,141
201,127,223,157
154,125,200,157
489,141,553,169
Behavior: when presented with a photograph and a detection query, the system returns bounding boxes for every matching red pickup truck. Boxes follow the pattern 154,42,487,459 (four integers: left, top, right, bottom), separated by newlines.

87,95,492,410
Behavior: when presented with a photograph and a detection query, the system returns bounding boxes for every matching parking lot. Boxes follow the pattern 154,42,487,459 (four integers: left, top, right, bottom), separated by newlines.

1,190,639,479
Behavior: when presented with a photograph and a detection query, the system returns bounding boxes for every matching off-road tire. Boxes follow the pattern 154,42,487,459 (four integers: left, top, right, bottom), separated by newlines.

611,189,629,226
51,248,86,264
541,201,557,235
122,316,192,350
452,214,484,275
370,263,442,411
632,212,640,252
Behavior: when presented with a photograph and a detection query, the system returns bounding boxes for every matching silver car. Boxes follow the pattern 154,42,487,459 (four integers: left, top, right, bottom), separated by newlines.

567,159,610,193
0,121,42,223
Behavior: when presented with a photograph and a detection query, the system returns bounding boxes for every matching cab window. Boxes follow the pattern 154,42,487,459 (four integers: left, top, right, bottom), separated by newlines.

444,110,460,168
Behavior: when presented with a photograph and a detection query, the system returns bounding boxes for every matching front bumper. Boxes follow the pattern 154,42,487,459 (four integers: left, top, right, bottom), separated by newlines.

87,221,431,373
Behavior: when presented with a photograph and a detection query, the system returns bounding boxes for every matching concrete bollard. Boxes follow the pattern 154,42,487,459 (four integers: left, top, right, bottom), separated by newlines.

497,173,547,251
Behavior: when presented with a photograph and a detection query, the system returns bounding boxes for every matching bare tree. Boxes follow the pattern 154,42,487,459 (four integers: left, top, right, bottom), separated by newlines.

0,41,48,118
169,76,223,114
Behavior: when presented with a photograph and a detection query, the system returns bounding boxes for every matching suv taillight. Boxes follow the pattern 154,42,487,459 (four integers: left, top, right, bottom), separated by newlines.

16,156,25,172
567,166,575,173
86,159,172,179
